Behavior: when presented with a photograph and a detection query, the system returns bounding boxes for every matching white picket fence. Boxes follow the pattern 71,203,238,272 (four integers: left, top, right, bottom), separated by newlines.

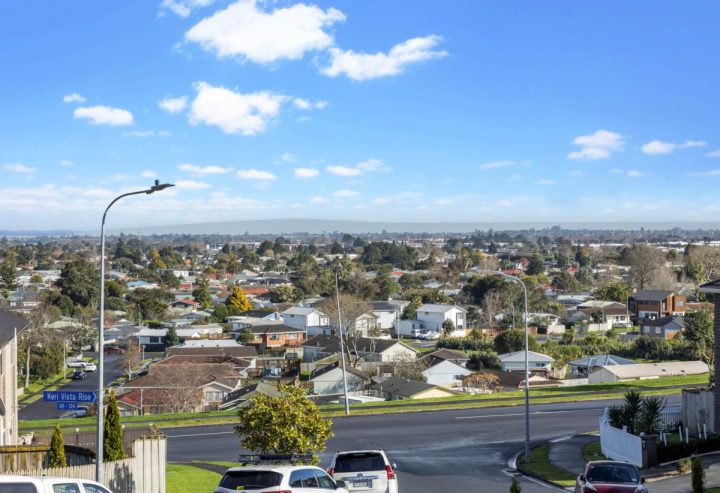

599,413,643,467
659,404,683,432
10,437,166,493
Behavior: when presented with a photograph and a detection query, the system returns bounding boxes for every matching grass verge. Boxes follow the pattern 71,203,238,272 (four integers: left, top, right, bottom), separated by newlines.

167,464,221,493
582,440,606,462
519,443,577,488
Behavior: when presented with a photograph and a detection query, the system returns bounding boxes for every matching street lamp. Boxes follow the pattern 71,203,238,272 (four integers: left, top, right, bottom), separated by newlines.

487,270,531,463
334,273,351,416
96,180,173,482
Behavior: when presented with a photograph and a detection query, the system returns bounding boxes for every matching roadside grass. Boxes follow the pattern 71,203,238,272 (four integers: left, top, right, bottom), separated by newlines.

167,464,221,493
582,440,606,462
19,368,77,406
519,443,577,488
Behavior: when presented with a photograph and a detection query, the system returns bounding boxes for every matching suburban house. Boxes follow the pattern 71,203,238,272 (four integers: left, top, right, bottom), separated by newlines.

498,350,554,375
576,300,630,328
568,354,636,377
463,369,562,392
246,324,306,349
0,310,27,445
166,339,258,360
370,301,407,330
369,377,458,400
639,315,685,340
422,359,472,387
169,298,199,312
628,290,686,321
281,306,329,331
588,360,709,384
302,334,419,365
219,382,283,410
309,362,369,395
396,304,468,337
418,348,470,368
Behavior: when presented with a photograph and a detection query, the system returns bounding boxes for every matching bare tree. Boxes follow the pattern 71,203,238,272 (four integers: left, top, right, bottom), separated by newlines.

20,303,57,388
479,291,503,327
687,246,720,283
626,245,667,290
464,372,500,392
318,294,373,368
121,340,142,377
139,366,207,413
392,356,427,382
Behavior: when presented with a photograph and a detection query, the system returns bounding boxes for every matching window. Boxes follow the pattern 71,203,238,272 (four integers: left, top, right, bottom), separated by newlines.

52,485,81,493
219,470,282,489
289,468,321,487
270,334,279,340
205,391,224,401
656,327,661,335
287,333,297,339
315,471,336,489
677,301,685,306
334,452,386,473
0,484,38,493
83,485,112,493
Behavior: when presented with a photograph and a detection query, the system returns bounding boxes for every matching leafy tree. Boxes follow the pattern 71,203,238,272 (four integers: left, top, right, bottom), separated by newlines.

166,326,180,347
269,285,299,303
510,475,521,493
442,319,455,335
226,286,252,312
494,329,538,355
56,259,99,307
192,278,212,309
639,396,666,435
525,255,544,276
237,329,255,344
684,309,714,364
551,271,580,293
235,384,332,463
0,258,18,291
375,269,399,300
48,425,67,468
401,296,422,320
103,392,125,461
399,273,424,290
692,455,704,493
595,281,633,303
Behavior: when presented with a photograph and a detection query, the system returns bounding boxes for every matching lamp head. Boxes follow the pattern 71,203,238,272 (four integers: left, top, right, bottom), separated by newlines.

148,179,175,194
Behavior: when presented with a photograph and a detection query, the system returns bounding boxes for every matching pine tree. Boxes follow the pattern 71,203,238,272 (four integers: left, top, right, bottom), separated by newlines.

103,392,125,461
510,475,521,493
226,286,252,312
692,455,704,493
166,326,180,347
48,425,67,467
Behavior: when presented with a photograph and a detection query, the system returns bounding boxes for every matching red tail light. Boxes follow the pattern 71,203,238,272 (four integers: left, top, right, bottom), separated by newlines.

327,467,334,477
385,465,396,480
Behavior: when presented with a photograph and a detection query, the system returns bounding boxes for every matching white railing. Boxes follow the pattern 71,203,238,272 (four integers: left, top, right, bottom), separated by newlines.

659,404,683,432
600,412,643,467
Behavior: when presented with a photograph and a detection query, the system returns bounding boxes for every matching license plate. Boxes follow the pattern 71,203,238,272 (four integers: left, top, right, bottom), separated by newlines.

352,479,370,488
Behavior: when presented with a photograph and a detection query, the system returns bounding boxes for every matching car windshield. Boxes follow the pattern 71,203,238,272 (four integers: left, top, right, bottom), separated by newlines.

219,470,282,489
334,452,386,472
586,464,639,483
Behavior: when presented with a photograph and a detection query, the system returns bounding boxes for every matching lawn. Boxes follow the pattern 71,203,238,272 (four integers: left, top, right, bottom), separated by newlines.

167,464,221,493
582,440,606,462
519,443,577,488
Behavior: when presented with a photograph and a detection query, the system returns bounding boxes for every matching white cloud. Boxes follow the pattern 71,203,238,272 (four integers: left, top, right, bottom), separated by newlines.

327,165,363,177
60,160,75,167
609,168,623,174
73,105,134,126
178,163,232,175
357,158,388,172
160,0,215,17
123,130,171,138
568,129,624,160
5,163,36,174
175,180,211,190
322,35,447,81
294,167,319,178
536,179,556,186
141,170,158,179
641,139,707,155
480,160,531,169
332,189,359,198
293,98,328,110
310,195,328,203
626,170,645,177
185,0,345,63
158,95,188,114
281,152,297,162
237,168,276,180
189,81,287,135
708,150,720,158
63,93,86,104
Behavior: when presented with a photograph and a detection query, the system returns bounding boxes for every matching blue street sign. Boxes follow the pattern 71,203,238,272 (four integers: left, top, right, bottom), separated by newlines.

57,402,78,411
43,391,97,403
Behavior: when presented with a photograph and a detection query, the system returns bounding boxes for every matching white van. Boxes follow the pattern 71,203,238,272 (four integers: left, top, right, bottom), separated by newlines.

0,476,112,493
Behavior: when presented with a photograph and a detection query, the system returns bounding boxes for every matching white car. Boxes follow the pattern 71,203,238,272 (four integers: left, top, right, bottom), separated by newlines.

83,363,97,372
422,331,441,340
328,449,399,493
214,464,349,493
66,359,88,369
0,476,112,493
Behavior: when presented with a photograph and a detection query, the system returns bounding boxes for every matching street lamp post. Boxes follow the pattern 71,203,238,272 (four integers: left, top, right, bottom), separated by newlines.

493,271,531,463
334,273,351,416
96,180,173,483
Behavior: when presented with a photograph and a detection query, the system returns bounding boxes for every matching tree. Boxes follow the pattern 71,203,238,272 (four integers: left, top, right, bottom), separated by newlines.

48,425,67,467
318,294,373,367
20,304,57,388
494,329,538,355
103,392,125,461
465,372,499,392
269,285,299,303
510,475,522,493
226,286,252,312
685,309,714,364
121,340,141,377
692,455,704,493
639,396,666,435
442,318,455,336
392,357,427,381
56,259,99,307
166,326,180,347
236,384,332,463
625,245,668,291
595,281,633,304
525,255,544,276
237,329,255,344
401,296,421,320
0,258,18,291
551,271,581,293
192,278,212,309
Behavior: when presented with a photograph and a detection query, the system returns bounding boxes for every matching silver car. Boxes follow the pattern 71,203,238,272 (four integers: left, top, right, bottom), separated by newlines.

328,450,398,493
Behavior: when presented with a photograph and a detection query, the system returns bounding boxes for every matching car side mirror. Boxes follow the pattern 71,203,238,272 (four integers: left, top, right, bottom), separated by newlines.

579,474,585,482
640,477,645,484
335,480,346,489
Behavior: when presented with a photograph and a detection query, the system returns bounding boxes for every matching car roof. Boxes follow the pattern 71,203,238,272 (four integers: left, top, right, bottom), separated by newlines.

224,465,321,473
334,449,386,455
587,460,636,467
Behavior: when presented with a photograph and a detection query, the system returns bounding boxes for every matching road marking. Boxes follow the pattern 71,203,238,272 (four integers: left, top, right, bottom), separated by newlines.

455,408,605,420
166,431,235,438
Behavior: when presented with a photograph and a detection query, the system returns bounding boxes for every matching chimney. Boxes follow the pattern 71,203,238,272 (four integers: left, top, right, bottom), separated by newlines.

699,281,720,432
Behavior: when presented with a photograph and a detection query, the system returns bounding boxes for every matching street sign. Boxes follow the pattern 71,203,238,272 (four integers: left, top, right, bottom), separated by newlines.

57,402,78,411
43,391,97,403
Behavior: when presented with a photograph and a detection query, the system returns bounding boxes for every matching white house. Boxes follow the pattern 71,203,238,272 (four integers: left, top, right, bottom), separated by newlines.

309,363,368,395
397,304,467,337
282,306,329,331
498,350,554,374
422,359,472,387
371,301,407,330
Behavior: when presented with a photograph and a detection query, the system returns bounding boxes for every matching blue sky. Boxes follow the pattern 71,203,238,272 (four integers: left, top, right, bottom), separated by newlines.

1,0,720,230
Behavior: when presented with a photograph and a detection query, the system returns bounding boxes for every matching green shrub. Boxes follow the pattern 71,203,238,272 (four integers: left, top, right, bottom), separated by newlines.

677,457,692,474
692,455,704,493
661,436,720,464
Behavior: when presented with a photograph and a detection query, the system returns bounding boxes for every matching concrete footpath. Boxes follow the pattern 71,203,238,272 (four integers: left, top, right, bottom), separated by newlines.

547,434,720,492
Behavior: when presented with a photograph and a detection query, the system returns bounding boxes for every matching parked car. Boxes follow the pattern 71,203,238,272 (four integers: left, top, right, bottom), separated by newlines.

0,475,112,493
575,461,646,493
67,359,89,369
71,405,90,418
104,345,125,354
214,456,349,493
422,331,441,340
410,328,424,338
83,363,97,372
72,370,87,380
328,449,398,493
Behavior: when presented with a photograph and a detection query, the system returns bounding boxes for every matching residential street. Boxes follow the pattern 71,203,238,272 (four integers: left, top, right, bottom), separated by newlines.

166,397,683,493
19,353,126,420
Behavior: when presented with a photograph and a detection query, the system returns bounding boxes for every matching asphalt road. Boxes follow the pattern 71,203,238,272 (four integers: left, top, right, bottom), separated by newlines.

165,395,681,493
19,353,126,420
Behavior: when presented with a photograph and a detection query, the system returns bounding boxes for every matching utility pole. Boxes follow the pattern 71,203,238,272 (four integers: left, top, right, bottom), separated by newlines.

335,273,350,416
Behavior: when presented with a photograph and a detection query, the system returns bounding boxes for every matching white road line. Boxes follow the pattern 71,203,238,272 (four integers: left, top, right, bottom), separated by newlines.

166,431,235,438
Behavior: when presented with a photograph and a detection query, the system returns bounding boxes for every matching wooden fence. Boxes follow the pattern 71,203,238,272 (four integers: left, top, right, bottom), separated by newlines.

10,437,166,493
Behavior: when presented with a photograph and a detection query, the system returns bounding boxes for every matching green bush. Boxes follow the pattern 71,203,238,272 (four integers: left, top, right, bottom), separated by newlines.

692,455,704,493
660,436,720,464
677,457,692,474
